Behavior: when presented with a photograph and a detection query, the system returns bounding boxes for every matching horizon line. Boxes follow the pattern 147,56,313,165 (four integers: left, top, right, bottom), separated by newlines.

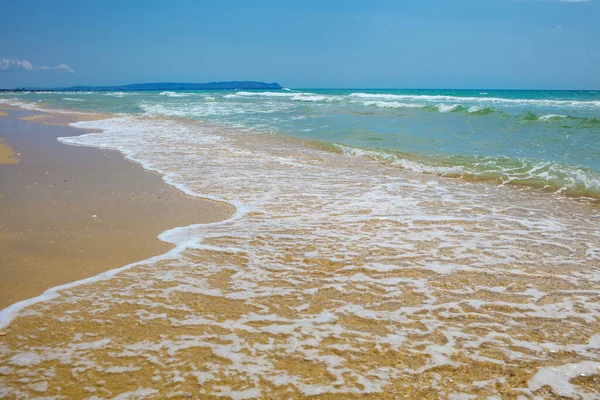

1,85,599,92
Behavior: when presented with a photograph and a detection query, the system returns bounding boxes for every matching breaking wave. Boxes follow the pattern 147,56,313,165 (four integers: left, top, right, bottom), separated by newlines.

334,144,600,200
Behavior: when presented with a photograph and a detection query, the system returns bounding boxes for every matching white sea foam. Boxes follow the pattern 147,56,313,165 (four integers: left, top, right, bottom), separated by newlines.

225,91,341,103
139,99,292,119
333,144,467,176
538,113,568,121
159,91,189,98
28,91,95,95
528,362,600,399
1,113,599,398
218,90,600,118
227,91,299,98
436,103,461,113
0,98,101,116
0,98,41,110
348,92,600,109
363,100,424,109
290,94,329,102
103,92,138,97
335,143,600,196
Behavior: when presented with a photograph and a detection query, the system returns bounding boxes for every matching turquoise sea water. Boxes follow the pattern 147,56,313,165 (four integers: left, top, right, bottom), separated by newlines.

2,88,599,198
2,90,600,397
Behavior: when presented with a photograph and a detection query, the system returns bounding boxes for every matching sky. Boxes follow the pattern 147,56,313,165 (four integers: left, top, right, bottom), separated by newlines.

0,0,598,89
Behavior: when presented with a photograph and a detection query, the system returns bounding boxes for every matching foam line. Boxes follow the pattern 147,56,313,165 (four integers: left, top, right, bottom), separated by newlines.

0,114,246,330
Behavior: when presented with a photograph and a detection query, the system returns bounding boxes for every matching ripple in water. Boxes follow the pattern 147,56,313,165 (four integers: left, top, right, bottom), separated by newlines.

1,116,599,398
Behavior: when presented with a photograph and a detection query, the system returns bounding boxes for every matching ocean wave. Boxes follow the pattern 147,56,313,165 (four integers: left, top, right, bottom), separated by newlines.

348,92,600,108
334,144,467,175
29,91,95,95
361,101,498,115
159,91,189,98
335,144,600,200
139,100,290,119
362,100,425,109
140,103,213,117
62,97,84,102
434,104,464,113
2,110,600,398
467,106,495,115
0,98,41,110
224,91,600,121
474,157,600,196
290,94,330,102
103,92,138,97
227,91,299,98
538,114,568,121
225,91,341,103
521,112,600,124
359,100,593,122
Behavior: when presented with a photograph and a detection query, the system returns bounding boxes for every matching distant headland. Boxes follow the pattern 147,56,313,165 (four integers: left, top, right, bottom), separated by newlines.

0,81,283,92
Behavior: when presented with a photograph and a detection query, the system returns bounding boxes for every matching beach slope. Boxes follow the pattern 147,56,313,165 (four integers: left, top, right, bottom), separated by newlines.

0,110,234,308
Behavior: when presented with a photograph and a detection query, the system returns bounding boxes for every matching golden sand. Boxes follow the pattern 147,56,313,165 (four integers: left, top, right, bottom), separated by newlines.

0,110,8,117
0,108,599,398
0,138,18,164
0,112,234,309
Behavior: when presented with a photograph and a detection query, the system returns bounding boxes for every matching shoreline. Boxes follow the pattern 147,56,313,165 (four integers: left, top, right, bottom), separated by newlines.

0,139,18,165
0,101,599,398
0,108,235,314
1,97,599,204
0,110,18,164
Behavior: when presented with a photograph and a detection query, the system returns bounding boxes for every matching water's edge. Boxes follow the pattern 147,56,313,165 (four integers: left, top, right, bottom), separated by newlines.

0,107,244,329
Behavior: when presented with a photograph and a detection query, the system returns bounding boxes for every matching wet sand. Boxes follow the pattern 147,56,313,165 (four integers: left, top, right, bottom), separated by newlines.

0,109,234,309
0,111,17,164
0,138,18,165
1,106,599,399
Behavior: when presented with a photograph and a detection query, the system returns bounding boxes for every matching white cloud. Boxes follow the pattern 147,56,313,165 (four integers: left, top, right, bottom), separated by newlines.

0,59,33,71
552,25,563,32
0,59,74,73
39,64,74,72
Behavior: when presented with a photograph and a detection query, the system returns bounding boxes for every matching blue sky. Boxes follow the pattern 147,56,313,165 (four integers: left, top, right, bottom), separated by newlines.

0,0,598,89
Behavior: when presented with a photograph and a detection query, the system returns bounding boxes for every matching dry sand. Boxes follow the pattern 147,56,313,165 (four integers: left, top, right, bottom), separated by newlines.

0,109,234,309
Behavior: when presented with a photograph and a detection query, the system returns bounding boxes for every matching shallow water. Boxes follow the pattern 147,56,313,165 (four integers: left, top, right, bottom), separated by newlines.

2,89,600,199
0,93,599,398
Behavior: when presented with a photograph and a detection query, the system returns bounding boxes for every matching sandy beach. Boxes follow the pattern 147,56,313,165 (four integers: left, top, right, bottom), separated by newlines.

2,0,599,396
0,138,18,165
0,110,18,164
0,109,234,309
0,97,598,398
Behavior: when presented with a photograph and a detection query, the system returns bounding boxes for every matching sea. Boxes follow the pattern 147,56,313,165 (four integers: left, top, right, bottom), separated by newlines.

1,89,599,398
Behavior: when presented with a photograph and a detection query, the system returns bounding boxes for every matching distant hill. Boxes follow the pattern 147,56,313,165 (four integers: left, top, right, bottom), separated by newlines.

66,81,283,91
0,81,283,92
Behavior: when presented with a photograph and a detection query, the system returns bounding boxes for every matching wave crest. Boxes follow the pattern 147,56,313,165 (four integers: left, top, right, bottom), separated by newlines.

334,144,600,200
